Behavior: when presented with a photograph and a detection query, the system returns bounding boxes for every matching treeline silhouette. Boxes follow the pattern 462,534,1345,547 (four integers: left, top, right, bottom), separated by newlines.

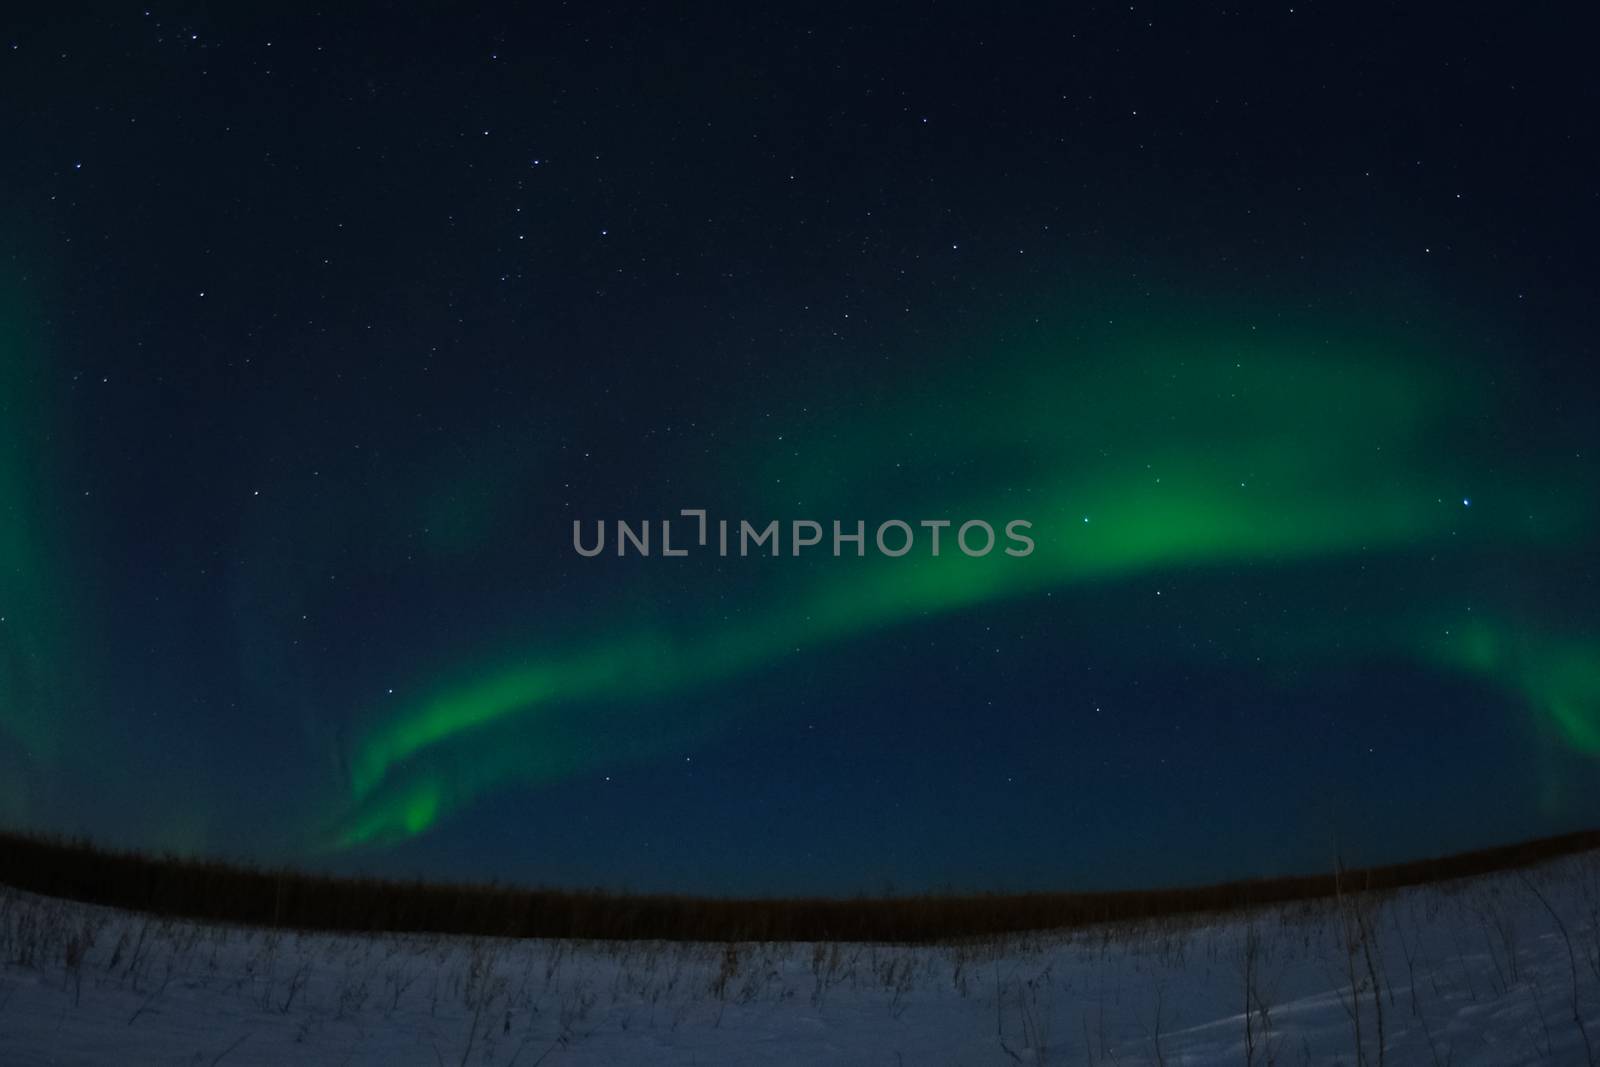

1,828,1596,943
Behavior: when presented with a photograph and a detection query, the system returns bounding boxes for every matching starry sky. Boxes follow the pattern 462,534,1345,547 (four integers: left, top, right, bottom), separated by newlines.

2,6,1598,895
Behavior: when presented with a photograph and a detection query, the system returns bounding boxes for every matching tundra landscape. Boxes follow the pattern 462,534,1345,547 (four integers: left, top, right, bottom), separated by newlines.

4,835,1600,1064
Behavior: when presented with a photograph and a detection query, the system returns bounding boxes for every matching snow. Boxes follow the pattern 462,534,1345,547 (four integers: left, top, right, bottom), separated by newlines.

4,855,1600,1065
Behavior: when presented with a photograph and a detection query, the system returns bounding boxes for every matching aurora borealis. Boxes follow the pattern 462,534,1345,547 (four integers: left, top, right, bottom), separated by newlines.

3,7,1598,893
335,330,1594,851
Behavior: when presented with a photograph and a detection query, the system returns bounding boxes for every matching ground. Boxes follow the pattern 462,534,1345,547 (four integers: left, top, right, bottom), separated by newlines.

5,855,1600,1065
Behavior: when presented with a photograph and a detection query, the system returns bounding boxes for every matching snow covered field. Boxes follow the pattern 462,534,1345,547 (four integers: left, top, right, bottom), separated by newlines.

4,854,1600,1065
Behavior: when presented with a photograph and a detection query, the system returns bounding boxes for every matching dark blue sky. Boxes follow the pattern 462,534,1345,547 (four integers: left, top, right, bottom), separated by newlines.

2,5,1597,894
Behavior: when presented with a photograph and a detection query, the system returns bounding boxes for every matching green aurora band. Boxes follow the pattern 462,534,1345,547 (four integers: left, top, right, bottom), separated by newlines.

0,288,86,824
329,320,1599,849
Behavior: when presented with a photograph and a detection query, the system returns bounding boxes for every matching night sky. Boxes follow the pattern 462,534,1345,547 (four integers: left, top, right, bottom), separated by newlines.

2,6,1598,896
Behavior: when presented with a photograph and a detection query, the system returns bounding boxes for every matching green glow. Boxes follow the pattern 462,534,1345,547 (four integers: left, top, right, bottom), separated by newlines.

1427,619,1600,754
329,319,1598,848
0,287,79,819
